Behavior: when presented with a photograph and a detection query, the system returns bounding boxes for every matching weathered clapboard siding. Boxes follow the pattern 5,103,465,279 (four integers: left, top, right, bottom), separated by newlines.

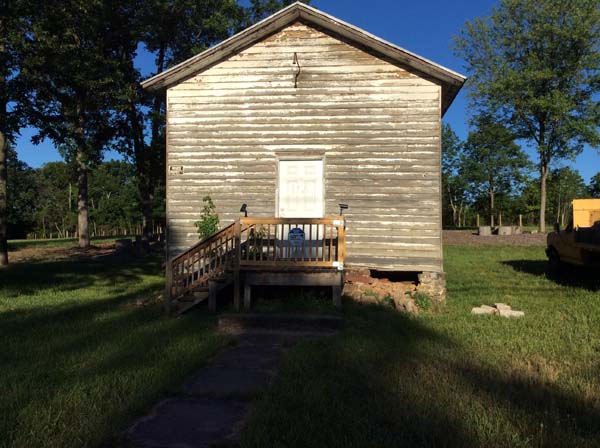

166,22,442,272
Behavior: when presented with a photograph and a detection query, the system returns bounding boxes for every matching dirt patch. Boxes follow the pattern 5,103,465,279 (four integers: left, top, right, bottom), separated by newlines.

8,243,116,264
443,230,547,247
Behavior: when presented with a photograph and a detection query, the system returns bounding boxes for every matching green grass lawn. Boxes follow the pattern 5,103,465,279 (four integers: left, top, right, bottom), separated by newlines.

1,245,599,447
241,246,600,448
0,254,230,448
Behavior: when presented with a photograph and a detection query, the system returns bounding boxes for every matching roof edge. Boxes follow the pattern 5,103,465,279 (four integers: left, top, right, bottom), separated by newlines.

141,2,303,91
141,1,466,113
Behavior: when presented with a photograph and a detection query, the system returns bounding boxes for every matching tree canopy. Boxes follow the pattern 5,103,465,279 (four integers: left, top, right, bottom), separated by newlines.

461,116,531,226
442,124,469,227
455,0,600,231
0,0,32,264
440,123,596,229
547,166,589,227
589,172,600,198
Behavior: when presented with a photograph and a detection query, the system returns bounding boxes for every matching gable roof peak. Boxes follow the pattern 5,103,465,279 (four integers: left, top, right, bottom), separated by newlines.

141,2,466,114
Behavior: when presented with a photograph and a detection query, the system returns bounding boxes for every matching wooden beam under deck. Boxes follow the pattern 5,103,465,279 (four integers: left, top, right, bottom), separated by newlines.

243,270,343,309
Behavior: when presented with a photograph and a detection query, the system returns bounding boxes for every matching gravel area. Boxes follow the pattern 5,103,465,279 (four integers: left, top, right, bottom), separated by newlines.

443,230,547,246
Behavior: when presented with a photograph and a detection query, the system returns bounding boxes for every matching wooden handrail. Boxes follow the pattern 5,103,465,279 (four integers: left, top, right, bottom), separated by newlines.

166,221,238,307
240,217,343,225
165,216,346,313
170,221,237,264
239,217,345,269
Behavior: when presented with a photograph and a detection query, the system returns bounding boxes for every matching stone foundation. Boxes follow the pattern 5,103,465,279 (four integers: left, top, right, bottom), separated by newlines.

417,271,447,302
343,269,447,313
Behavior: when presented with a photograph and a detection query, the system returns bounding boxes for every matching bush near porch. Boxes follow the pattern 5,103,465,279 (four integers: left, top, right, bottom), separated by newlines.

1,244,599,447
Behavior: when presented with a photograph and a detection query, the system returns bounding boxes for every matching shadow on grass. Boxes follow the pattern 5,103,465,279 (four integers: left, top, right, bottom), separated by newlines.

250,286,340,314
0,255,230,448
0,253,157,298
7,237,125,251
241,303,600,447
503,259,600,292
457,363,600,441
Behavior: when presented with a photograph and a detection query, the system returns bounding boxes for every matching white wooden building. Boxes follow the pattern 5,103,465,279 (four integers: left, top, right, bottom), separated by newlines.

142,2,465,311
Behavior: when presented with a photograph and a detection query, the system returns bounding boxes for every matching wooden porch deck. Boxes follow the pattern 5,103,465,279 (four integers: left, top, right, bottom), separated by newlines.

165,217,346,313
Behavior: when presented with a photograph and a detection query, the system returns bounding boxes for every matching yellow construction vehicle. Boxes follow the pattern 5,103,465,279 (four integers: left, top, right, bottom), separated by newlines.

546,199,600,270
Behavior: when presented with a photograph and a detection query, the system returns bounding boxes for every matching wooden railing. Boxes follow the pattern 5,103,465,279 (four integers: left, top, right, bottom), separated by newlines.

239,217,345,269
165,217,345,312
166,221,238,304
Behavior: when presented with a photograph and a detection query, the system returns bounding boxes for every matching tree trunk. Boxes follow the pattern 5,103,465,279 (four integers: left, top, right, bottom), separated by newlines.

127,97,154,238
556,190,561,225
76,148,89,248
447,185,458,227
490,189,495,228
0,130,7,266
75,100,89,248
451,203,458,227
141,193,154,237
540,164,549,233
0,32,7,266
140,43,166,238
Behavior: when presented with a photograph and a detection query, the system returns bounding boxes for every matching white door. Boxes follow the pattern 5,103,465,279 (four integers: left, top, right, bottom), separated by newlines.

278,160,324,218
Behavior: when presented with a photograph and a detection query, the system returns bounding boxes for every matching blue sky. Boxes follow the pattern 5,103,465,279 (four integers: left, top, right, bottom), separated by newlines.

15,0,600,182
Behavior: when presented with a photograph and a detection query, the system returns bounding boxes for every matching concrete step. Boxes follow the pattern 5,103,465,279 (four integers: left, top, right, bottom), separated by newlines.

176,274,234,314
176,293,209,315
218,313,343,335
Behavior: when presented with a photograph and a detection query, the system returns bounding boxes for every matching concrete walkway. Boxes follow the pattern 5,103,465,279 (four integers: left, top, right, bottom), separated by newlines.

126,314,341,448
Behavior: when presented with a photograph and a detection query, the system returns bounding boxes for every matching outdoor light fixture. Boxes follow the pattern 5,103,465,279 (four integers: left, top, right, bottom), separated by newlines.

293,52,301,88
240,203,248,217
339,203,348,216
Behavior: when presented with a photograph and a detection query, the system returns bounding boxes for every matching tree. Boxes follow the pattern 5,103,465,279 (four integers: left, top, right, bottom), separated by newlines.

0,0,30,265
245,0,309,23
23,0,127,248
589,172,600,197
462,116,530,227
88,160,141,234
441,124,468,227
455,0,600,232
113,0,302,238
34,162,77,238
6,146,37,238
547,167,588,227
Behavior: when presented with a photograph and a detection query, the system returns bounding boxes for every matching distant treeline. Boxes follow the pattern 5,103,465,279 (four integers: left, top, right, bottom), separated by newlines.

442,124,600,229
6,148,164,240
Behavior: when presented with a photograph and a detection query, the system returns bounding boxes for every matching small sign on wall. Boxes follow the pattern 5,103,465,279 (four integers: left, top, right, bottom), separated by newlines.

288,227,305,258
288,227,305,246
169,165,184,175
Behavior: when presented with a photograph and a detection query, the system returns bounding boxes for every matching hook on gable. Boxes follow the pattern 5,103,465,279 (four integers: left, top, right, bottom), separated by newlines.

293,52,301,88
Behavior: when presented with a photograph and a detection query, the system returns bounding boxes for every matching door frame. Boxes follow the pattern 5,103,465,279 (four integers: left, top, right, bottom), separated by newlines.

275,153,326,218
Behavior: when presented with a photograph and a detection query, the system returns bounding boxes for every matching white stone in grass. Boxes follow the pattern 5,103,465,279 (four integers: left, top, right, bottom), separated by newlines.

471,306,497,315
498,309,525,318
494,303,512,311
